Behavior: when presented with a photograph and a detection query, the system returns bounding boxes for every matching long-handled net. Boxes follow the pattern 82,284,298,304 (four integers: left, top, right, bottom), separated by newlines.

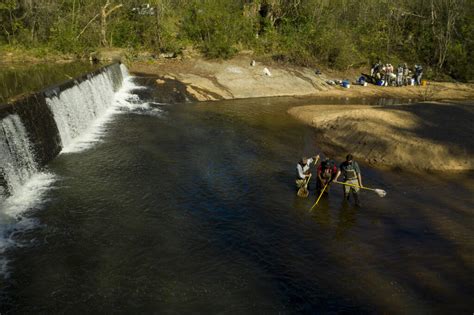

309,182,329,210
296,156,320,198
333,181,387,197
297,173,312,197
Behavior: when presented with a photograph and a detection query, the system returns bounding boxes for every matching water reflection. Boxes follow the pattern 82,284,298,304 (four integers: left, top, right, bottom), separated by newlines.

335,204,357,241
0,62,100,103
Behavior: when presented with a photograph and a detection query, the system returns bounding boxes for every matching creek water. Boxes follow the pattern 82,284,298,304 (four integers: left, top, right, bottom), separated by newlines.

0,62,99,104
0,75,472,313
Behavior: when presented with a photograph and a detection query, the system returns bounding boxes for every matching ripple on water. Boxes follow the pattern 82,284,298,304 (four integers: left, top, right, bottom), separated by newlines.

0,172,56,278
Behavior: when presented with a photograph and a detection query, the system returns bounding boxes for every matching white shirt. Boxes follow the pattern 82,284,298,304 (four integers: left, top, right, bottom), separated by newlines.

296,158,314,179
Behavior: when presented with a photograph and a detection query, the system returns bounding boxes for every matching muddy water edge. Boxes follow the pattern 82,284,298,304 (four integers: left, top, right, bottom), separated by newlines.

1,74,472,313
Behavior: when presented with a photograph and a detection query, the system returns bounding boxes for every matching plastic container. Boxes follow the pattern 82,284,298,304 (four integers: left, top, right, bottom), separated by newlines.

421,79,427,86
377,80,385,86
342,81,351,88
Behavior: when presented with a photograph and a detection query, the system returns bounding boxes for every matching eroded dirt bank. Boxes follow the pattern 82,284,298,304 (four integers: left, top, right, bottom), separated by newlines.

130,55,474,101
288,103,474,171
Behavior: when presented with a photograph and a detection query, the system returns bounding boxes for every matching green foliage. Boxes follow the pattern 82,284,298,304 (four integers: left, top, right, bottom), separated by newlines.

111,18,142,48
49,22,84,53
0,0,472,81
181,0,252,58
0,0,16,10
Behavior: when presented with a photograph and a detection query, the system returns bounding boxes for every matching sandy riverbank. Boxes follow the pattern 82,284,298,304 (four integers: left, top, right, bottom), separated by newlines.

129,55,474,101
288,103,474,171
130,55,474,171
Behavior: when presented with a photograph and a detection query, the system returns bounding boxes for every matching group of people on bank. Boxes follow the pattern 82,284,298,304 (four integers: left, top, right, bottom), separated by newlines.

296,154,363,206
369,61,423,86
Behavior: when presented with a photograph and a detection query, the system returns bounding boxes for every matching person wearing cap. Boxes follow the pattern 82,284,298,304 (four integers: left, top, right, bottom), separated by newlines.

316,158,338,195
296,154,320,191
335,154,363,206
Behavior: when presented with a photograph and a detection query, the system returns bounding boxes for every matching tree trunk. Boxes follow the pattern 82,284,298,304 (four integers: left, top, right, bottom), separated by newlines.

100,1,123,47
101,3,108,46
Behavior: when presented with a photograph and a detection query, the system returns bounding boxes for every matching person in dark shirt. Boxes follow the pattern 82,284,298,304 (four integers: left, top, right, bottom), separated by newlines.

316,158,338,195
414,64,423,85
335,154,363,206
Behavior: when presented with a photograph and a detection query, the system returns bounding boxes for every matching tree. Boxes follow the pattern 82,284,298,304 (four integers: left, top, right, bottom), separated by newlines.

100,0,123,46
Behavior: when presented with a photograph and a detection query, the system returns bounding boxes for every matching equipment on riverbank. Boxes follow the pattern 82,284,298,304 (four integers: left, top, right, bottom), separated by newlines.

297,173,312,198
310,182,329,210
334,181,386,197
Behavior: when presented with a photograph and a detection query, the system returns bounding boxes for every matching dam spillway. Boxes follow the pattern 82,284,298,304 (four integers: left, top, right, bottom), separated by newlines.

0,114,38,198
46,64,124,152
0,62,132,277
0,63,126,201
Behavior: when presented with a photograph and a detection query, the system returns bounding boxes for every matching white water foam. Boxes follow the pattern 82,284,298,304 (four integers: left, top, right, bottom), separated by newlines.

117,100,164,117
0,172,55,275
0,114,56,278
47,65,158,153
113,77,163,116
46,65,123,152
0,114,38,196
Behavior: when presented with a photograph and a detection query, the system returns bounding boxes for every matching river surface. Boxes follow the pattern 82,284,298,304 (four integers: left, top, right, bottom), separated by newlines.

0,62,99,104
1,75,473,313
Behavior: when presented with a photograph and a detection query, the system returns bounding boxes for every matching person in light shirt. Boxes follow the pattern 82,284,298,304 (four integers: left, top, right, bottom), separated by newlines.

296,154,320,191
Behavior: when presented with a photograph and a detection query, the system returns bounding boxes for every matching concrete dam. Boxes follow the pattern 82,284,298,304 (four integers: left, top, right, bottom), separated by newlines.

0,63,126,202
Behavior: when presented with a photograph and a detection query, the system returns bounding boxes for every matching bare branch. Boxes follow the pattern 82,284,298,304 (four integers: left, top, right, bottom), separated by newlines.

76,13,100,40
104,4,123,18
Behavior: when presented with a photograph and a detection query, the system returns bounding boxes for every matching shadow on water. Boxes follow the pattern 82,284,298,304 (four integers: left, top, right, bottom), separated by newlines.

384,102,474,153
1,76,472,313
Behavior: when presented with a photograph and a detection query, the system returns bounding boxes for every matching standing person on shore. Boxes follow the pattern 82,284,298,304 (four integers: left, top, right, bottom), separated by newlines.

386,64,395,86
335,154,363,206
296,154,320,192
397,64,404,86
403,63,410,85
370,60,380,77
414,64,423,85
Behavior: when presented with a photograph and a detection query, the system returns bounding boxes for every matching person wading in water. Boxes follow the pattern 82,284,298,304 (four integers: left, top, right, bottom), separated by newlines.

335,154,363,206
316,158,338,195
296,154,320,194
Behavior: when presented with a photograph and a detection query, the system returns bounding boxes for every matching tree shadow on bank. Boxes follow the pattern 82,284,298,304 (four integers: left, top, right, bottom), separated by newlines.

385,102,474,154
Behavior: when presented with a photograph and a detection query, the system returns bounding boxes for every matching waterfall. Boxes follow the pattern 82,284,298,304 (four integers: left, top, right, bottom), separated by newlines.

0,113,45,277
0,63,128,200
0,63,134,277
0,114,38,200
46,64,127,152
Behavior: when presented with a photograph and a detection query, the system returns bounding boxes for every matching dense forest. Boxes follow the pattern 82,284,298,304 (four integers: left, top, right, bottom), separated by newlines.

1,0,472,81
